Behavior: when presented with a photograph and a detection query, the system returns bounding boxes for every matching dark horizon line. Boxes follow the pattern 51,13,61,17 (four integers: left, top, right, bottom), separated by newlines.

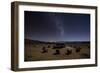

25,38,90,42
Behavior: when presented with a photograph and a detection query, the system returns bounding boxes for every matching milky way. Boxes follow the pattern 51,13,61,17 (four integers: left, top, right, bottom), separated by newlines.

51,13,64,37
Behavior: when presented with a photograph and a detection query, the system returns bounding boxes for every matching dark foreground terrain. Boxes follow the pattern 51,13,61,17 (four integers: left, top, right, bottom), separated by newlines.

24,39,90,61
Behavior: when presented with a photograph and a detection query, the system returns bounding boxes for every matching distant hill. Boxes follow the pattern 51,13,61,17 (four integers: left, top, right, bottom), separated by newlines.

25,39,45,44
25,39,56,44
25,39,90,44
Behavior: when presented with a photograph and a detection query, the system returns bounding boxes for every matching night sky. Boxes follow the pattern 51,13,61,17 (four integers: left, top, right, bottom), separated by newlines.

24,11,90,42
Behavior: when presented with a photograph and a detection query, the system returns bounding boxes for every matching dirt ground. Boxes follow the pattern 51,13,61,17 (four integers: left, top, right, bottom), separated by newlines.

24,40,90,61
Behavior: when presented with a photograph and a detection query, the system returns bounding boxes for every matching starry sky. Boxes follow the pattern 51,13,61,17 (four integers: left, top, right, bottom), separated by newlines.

24,11,90,42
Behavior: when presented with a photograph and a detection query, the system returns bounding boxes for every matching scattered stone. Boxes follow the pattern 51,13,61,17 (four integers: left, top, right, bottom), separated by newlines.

41,47,48,53
53,50,60,55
